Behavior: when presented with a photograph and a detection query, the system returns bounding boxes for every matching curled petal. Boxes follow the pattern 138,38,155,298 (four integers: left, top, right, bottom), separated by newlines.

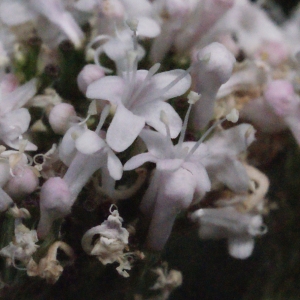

124,152,157,171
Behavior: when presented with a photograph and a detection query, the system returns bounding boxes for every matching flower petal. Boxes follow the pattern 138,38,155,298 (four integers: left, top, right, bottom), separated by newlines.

59,125,86,166
151,69,191,100
133,101,182,138
139,129,174,158
106,104,145,152
107,150,123,180
0,1,37,25
0,79,37,114
136,17,161,38
183,162,211,200
124,152,157,171
75,130,106,155
86,76,125,105
0,108,30,142
228,235,255,259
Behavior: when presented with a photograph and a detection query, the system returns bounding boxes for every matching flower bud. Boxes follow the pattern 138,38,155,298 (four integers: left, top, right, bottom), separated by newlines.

4,167,39,200
77,64,105,94
49,103,76,135
264,80,298,117
37,177,71,239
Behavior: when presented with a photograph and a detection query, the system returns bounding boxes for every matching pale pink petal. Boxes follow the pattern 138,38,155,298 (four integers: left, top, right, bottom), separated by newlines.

0,79,37,114
0,1,37,25
228,236,255,259
136,17,161,38
107,150,123,180
75,130,106,154
0,108,30,141
86,76,125,105
106,104,145,152
183,162,211,199
139,129,174,158
124,152,157,171
59,125,86,166
146,168,196,250
133,101,182,138
152,70,191,100
30,0,84,47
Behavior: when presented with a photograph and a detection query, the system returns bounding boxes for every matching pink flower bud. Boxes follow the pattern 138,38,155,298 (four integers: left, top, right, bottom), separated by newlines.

77,64,105,94
191,42,236,129
49,103,76,135
264,80,298,117
255,41,288,67
4,167,39,200
37,177,71,239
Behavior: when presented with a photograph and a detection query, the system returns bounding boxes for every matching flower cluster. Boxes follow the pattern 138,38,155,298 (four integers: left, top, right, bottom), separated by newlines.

0,0,299,298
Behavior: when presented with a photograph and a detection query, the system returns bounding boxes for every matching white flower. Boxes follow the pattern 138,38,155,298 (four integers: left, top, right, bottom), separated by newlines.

0,77,37,150
190,206,267,259
0,0,84,48
87,60,191,152
124,100,212,250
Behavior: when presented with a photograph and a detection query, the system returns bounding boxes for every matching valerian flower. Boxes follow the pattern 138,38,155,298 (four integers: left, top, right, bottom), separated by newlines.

201,0,285,58
75,0,160,38
0,0,84,48
198,123,256,193
190,206,267,259
150,0,235,61
123,95,240,250
242,79,300,146
0,77,37,150
190,161,269,260
38,105,123,238
87,55,191,152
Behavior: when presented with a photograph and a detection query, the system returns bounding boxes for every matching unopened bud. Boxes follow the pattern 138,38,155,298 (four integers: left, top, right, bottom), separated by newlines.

4,167,39,199
77,64,105,94
49,103,76,135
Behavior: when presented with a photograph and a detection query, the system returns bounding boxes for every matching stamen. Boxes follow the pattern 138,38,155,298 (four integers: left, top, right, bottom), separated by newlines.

129,63,161,106
95,104,111,134
185,108,240,160
126,18,139,51
178,92,200,148
158,66,193,97
88,100,98,116
93,46,113,73
160,110,171,140
185,117,226,161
